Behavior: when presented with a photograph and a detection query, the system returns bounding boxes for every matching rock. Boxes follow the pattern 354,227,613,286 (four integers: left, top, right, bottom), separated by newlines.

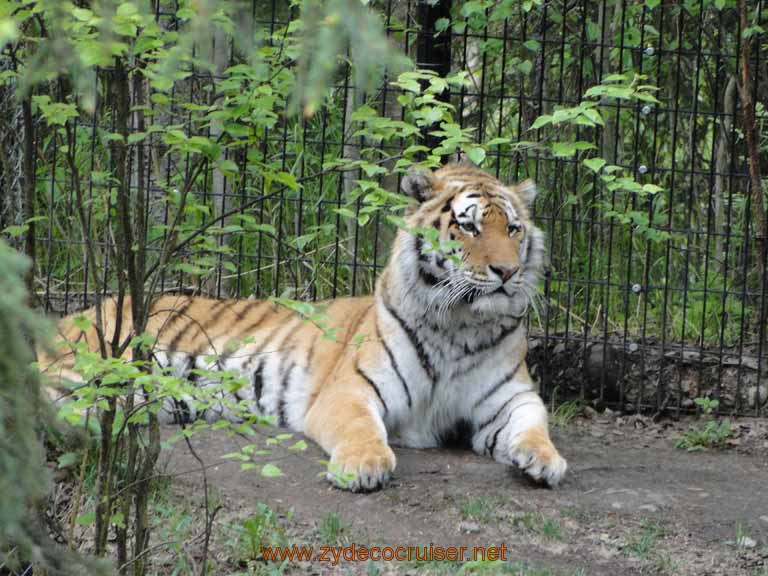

584,345,621,403
638,504,658,513
759,516,768,524
458,521,481,534
737,536,757,549
583,406,598,419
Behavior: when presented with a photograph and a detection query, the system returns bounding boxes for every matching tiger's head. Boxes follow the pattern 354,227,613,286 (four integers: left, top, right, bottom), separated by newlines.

397,163,546,317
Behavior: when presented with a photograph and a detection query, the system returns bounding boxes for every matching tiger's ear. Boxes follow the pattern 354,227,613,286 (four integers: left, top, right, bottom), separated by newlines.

400,167,435,203
515,179,538,208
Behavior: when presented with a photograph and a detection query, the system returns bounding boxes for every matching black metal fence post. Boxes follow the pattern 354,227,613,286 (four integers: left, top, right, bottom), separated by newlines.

415,0,452,154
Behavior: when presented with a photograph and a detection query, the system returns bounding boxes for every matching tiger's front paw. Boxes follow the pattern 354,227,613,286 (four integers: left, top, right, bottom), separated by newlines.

509,427,567,487
328,441,396,492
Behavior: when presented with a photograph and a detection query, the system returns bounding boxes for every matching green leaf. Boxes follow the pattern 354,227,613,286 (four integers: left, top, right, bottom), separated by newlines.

270,171,299,191
581,108,604,126
269,297,315,318
551,142,575,157
73,314,91,331
34,100,78,126
742,25,764,40
75,511,96,526
225,123,251,138
642,183,664,194
246,223,277,235
2,225,28,238
222,451,250,461
116,3,138,17
583,157,606,173
57,452,79,469
71,8,94,22
523,39,541,52
530,115,552,130
218,159,239,176
127,132,147,145
261,464,283,478
465,146,486,165
111,512,125,529
552,141,595,158
289,440,308,451
434,17,451,33
150,93,170,106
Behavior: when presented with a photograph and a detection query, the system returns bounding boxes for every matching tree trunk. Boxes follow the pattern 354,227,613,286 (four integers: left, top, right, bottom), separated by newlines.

737,0,767,279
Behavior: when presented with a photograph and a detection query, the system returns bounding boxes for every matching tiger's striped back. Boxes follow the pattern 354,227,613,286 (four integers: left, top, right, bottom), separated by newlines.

44,294,375,426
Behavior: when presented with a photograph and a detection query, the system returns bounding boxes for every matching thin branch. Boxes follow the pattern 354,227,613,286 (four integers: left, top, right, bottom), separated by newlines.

142,151,406,284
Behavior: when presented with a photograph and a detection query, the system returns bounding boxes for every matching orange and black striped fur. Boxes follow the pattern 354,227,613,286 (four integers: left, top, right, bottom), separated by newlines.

41,164,567,491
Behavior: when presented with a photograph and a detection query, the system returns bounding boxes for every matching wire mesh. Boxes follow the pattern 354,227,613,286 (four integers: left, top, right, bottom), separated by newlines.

3,0,765,416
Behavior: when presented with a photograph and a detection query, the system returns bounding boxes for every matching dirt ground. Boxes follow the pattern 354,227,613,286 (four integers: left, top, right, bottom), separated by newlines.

159,412,768,576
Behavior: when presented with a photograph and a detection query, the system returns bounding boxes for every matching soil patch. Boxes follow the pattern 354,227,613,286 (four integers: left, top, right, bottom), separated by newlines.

157,412,768,575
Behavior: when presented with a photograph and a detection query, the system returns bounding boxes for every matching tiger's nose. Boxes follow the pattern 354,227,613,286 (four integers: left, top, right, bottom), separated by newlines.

489,265,519,283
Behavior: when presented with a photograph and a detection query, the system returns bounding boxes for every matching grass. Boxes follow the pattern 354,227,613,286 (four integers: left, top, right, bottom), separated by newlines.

225,502,291,567
403,558,571,575
675,398,732,451
625,519,664,558
317,511,347,545
550,399,584,428
511,512,564,541
735,522,758,549
150,499,197,575
675,419,732,451
623,519,682,574
653,552,681,575
459,496,497,524
404,558,463,575
560,506,590,522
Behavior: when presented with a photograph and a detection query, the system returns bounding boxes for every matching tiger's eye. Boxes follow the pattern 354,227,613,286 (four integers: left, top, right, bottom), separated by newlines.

508,223,521,235
460,222,478,235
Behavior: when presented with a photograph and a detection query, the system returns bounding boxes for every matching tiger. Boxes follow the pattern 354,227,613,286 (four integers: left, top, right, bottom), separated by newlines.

41,163,567,491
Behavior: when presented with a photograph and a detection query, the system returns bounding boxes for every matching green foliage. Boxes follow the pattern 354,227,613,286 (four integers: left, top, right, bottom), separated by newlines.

675,398,732,451
228,503,291,564
459,496,497,524
0,242,48,557
297,0,410,115
625,519,664,557
550,399,584,428
512,511,564,541
317,511,346,546
0,241,97,573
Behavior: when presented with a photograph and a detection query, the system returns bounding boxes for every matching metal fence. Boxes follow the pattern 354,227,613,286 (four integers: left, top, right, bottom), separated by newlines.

2,0,766,416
